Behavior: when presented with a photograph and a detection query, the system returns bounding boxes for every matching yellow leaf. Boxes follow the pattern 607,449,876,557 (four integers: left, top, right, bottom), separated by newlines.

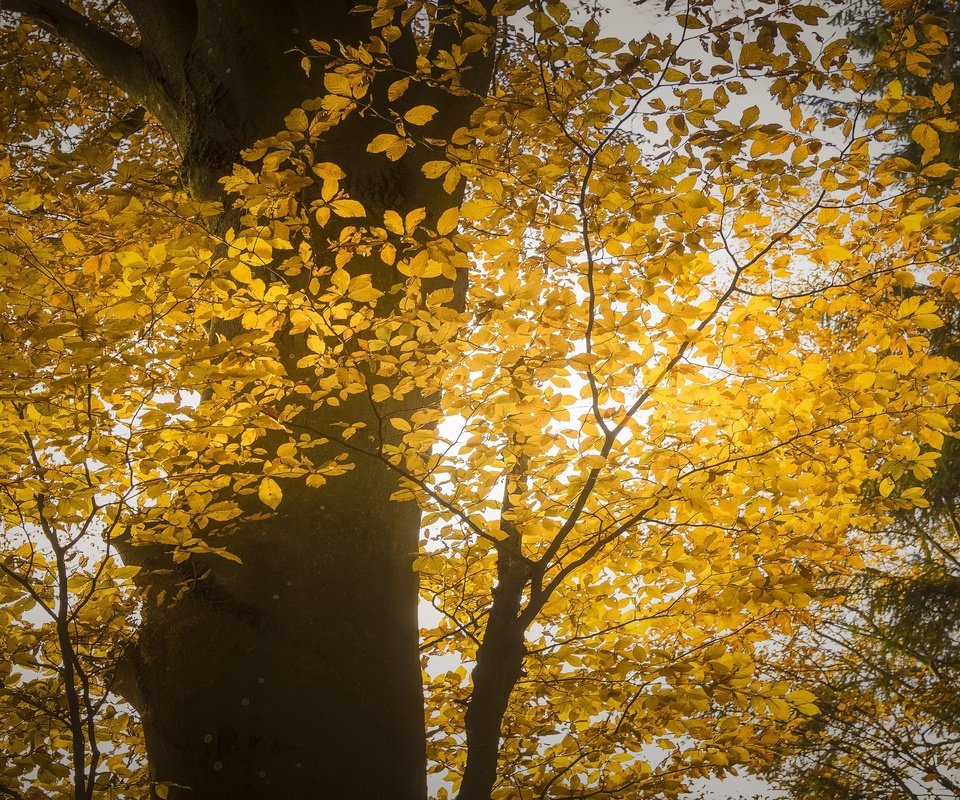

404,105,438,126
388,78,410,101
914,313,943,329
422,160,450,179
110,300,141,319
321,179,339,202
258,477,282,510
347,274,382,303
384,210,405,235
676,13,705,29
792,4,828,22
61,231,83,253
285,108,308,132
900,213,924,231
371,384,391,403
330,198,365,218
117,251,146,268
367,133,408,161
331,269,350,292
231,263,253,283
148,242,167,265
277,442,298,461
13,193,42,212
314,162,347,180
933,82,953,105
922,162,953,178
324,73,352,96
443,166,462,193
791,144,810,166
405,207,426,233
437,207,459,236
911,123,939,163
901,486,929,506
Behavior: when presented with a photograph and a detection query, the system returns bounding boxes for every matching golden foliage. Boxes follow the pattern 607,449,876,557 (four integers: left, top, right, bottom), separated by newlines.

0,0,958,797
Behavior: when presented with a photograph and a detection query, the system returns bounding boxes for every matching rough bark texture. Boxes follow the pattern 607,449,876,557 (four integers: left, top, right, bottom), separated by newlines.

1,2,495,797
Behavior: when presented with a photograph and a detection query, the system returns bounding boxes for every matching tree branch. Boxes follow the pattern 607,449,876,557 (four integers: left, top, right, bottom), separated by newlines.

1,0,160,111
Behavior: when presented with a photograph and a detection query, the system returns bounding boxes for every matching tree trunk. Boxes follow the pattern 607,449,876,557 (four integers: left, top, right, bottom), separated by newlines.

128,460,427,799
2,2,494,797
458,555,529,800
128,7,431,799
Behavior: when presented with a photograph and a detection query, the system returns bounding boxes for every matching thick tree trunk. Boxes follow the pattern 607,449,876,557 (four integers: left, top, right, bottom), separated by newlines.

125,7,433,798
128,460,427,799
2,2,493,797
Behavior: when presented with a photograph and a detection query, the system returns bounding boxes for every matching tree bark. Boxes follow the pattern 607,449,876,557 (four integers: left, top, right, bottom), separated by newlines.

2,1,496,797
458,553,529,800
127,461,428,799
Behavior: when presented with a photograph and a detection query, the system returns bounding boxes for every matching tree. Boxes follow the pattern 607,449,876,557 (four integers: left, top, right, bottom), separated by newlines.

841,0,960,179
762,1,960,796
0,1,957,799
764,396,960,799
